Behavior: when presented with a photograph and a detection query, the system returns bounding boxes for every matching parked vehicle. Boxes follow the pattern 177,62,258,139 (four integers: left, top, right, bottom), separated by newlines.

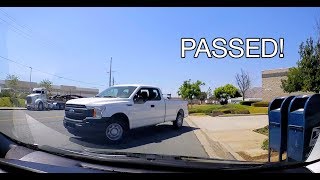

26,87,84,111
63,84,189,143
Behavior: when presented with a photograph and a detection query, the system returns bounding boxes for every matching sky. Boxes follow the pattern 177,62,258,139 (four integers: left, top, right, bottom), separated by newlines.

0,7,320,96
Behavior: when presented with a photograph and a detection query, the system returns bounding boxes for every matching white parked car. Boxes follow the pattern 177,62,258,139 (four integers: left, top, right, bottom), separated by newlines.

63,84,188,143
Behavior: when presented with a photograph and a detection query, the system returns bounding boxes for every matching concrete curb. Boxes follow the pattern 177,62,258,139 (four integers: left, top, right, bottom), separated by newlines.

186,118,219,159
218,113,267,117
0,107,27,110
186,117,244,161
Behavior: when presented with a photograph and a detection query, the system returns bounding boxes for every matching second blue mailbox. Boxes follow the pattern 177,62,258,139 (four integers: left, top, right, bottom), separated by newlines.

287,94,320,162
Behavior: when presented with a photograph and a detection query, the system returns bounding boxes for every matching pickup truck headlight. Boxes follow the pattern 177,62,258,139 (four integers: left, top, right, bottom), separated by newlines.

92,107,104,119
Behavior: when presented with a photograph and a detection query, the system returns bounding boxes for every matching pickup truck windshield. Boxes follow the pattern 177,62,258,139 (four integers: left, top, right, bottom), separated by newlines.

96,86,137,98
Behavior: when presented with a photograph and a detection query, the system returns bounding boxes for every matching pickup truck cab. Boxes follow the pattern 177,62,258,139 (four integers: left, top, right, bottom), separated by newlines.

63,84,188,143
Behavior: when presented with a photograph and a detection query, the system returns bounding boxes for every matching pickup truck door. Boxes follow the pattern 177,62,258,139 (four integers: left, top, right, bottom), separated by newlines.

131,88,165,128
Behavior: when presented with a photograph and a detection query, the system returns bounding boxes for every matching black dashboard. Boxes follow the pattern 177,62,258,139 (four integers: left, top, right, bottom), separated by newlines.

0,133,314,173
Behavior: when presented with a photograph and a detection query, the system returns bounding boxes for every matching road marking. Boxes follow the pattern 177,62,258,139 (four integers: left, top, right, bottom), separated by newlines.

0,116,63,122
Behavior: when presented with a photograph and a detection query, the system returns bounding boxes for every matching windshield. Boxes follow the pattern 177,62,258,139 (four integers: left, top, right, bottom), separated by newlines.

0,7,319,171
96,86,137,98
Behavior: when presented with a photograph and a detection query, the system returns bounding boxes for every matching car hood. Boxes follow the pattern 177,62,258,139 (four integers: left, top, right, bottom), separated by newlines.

66,97,130,106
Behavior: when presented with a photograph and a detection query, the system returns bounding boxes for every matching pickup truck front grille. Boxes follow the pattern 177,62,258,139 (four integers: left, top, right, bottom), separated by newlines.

65,104,86,108
65,104,94,120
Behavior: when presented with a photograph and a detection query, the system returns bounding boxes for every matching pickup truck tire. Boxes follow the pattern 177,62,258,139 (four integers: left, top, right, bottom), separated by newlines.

173,111,184,129
104,118,128,144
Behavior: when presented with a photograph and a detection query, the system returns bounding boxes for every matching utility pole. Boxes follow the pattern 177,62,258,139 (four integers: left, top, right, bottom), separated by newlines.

109,57,112,87
112,77,115,86
29,67,32,93
107,57,116,87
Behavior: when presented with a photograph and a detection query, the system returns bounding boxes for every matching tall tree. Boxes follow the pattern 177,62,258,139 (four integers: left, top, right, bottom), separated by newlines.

39,79,53,96
281,37,320,93
5,74,19,90
177,79,205,105
235,69,251,101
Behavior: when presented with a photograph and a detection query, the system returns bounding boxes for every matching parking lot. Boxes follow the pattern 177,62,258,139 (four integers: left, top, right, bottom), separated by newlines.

0,109,209,158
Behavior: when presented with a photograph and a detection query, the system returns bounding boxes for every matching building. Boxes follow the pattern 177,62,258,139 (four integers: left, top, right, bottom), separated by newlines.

0,79,99,97
262,68,312,102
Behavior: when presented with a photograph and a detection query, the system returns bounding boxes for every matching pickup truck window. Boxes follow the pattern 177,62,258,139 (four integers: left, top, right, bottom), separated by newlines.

96,86,137,98
149,88,161,101
134,88,161,103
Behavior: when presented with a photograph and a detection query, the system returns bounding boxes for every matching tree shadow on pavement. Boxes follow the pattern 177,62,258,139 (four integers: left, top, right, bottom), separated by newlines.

68,123,198,150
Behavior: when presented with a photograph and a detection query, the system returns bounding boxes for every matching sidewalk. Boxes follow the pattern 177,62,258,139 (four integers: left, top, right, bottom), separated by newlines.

0,107,27,110
187,115,269,161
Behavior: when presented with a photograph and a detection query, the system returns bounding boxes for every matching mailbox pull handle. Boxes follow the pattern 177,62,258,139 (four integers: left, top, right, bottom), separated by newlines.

288,125,304,131
270,122,280,127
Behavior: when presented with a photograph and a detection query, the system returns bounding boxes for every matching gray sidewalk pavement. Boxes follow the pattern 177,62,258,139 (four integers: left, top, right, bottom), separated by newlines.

187,115,269,161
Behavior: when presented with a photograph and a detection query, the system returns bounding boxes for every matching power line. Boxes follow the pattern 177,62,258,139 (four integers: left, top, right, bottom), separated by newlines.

0,55,105,88
0,8,32,32
0,9,59,49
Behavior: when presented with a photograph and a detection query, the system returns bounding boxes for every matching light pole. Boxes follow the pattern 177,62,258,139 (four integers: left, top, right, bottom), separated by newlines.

29,67,32,93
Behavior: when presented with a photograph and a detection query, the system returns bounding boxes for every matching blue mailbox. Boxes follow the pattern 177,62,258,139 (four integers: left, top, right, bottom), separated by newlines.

287,94,320,162
268,96,295,162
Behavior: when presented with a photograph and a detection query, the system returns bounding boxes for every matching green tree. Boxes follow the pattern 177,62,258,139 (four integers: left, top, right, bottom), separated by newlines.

197,92,207,104
5,74,19,91
39,79,53,96
5,74,20,106
281,38,320,93
177,79,205,105
214,84,239,99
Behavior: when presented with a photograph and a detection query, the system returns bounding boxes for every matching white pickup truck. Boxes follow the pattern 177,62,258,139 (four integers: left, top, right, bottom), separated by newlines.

63,84,188,143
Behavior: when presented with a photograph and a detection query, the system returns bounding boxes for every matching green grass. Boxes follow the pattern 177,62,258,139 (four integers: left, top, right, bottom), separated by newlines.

253,125,269,136
261,139,269,150
253,125,269,150
189,113,207,116
188,104,268,116
248,107,268,114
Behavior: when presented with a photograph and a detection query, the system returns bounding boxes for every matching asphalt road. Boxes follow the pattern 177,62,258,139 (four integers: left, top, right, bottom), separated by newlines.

0,110,208,158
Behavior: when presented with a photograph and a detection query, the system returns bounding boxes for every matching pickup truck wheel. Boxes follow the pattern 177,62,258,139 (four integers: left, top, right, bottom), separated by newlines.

105,119,127,144
173,113,184,129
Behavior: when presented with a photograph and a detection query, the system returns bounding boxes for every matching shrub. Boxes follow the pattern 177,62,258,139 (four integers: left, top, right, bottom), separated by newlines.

18,98,26,107
210,110,224,117
240,101,259,106
0,97,13,107
252,101,270,107
231,109,250,114
222,109,231,114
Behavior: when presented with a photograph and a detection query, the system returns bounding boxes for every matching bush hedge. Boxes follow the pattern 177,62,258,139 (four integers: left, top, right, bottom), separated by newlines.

0,97,26,107
0,97,13,107
252,101,270,107
239,101,259,106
